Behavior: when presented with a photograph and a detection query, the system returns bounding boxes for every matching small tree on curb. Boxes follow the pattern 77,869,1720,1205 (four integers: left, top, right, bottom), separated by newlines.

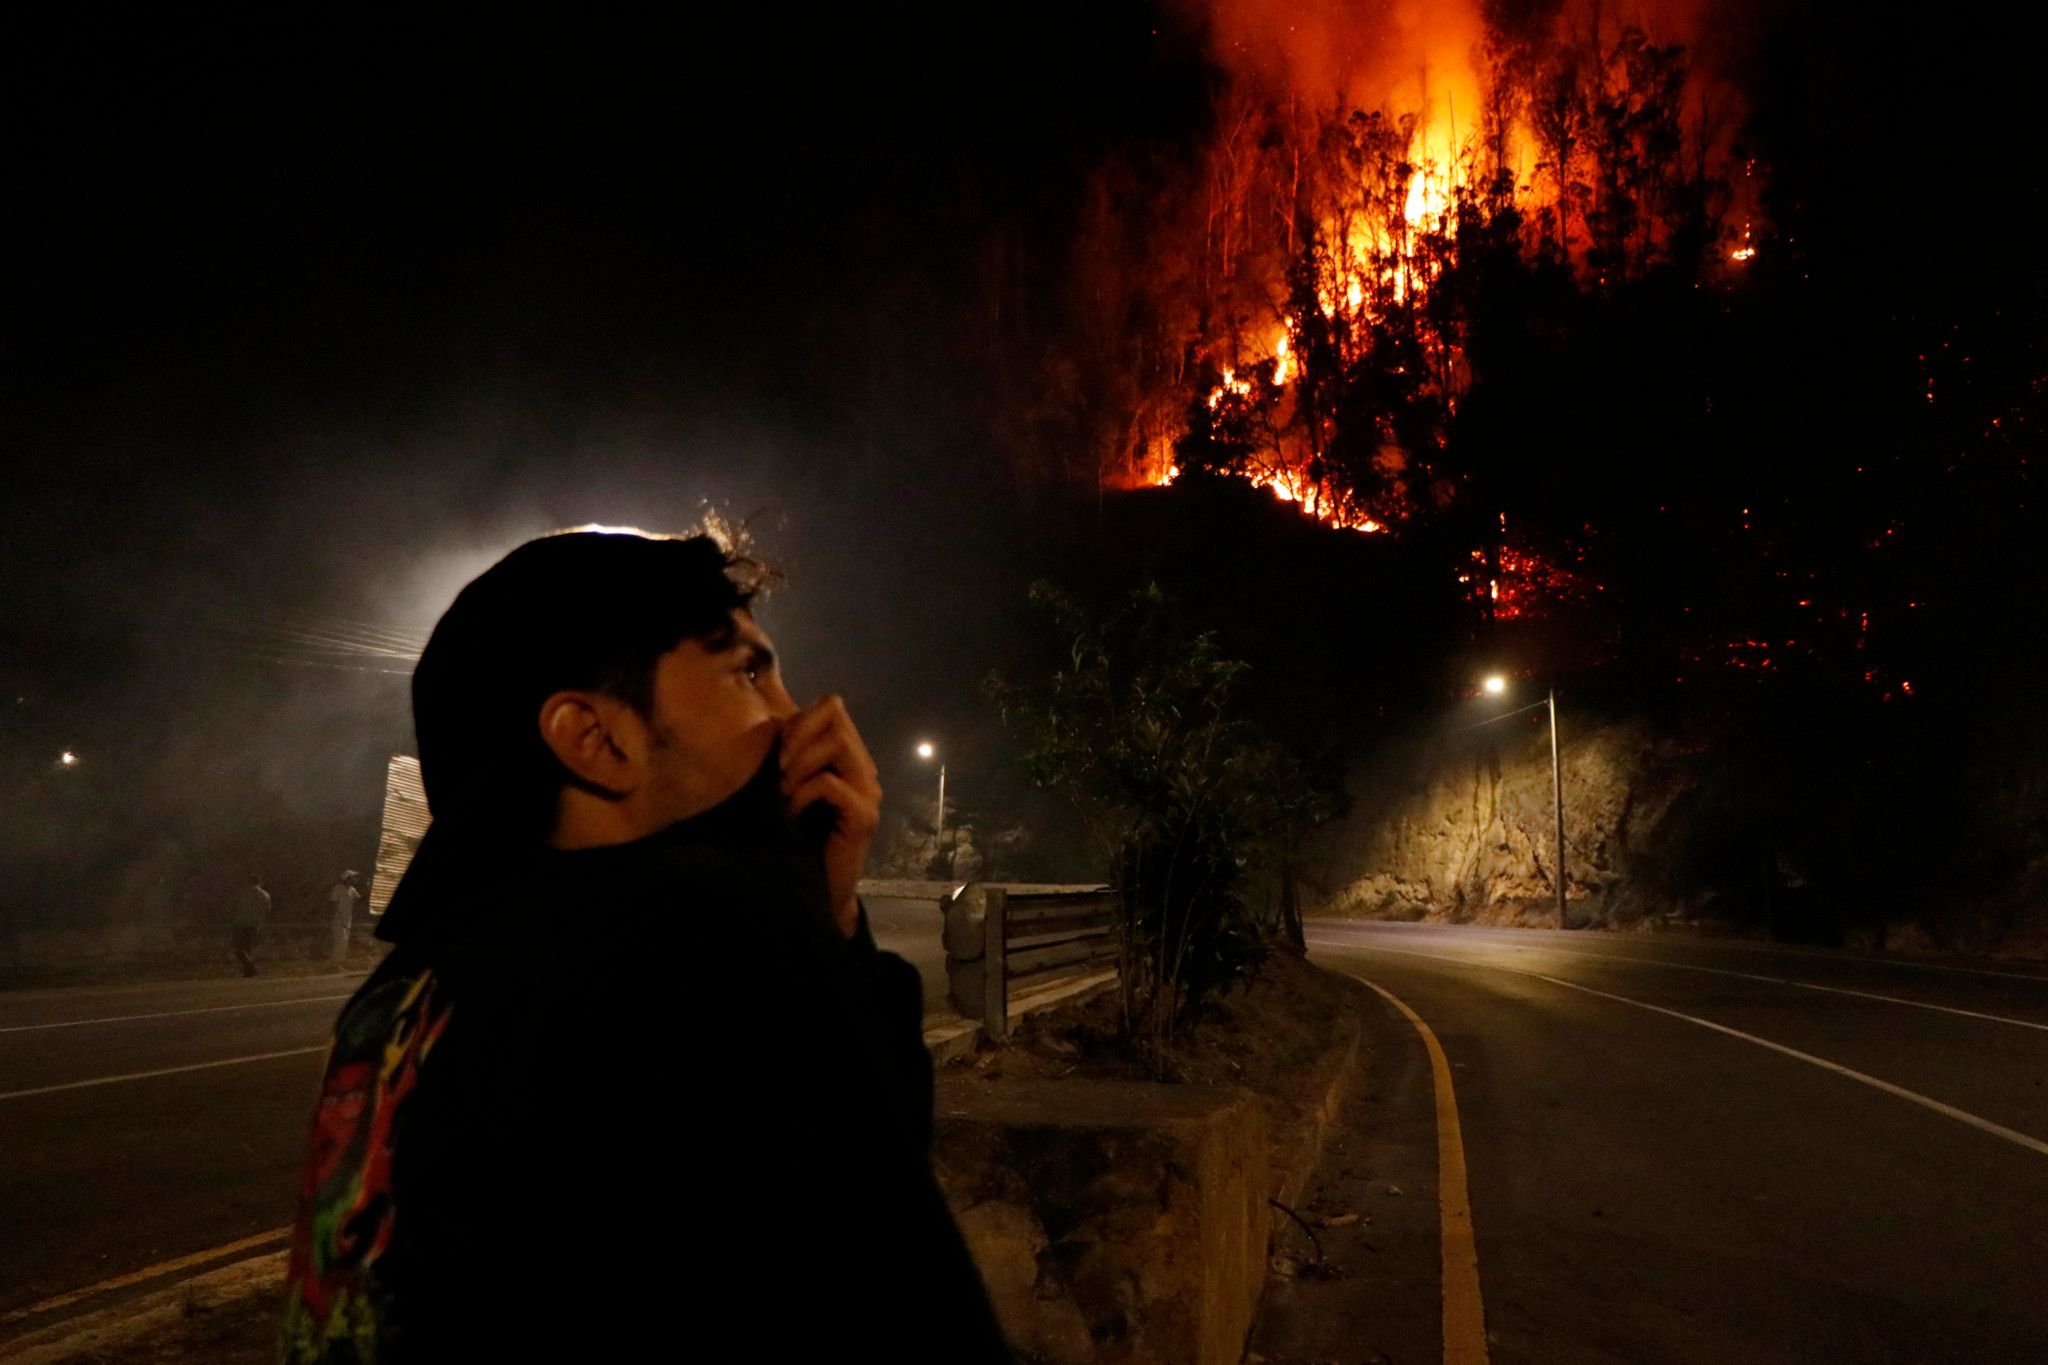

988,582,1337,1065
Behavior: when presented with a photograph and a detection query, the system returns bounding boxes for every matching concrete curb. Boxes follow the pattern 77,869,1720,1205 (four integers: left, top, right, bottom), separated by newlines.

0,1251,285,1363
930,965,1375,1364
1269,973,1373,1214
923,1016,982,1064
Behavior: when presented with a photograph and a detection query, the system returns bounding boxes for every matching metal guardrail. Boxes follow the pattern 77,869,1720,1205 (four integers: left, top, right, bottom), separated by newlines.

853,879,1120,1042
936,882,1119,1043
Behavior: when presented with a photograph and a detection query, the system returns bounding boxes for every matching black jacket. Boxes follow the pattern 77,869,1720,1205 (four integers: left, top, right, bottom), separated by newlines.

280,770,1007,1362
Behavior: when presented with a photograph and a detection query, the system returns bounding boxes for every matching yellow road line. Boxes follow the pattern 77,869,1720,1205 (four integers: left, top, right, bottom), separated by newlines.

1351,974,1490,1365
0,1227,290,1329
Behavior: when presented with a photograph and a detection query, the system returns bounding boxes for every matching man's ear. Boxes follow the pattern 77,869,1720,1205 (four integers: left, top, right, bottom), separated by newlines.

538,690,644,798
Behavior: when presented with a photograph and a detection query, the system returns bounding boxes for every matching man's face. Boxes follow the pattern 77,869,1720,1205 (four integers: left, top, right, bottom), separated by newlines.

639,611,800,824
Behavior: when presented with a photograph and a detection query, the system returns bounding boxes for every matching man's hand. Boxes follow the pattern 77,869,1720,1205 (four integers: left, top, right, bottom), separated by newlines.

779,695,882,938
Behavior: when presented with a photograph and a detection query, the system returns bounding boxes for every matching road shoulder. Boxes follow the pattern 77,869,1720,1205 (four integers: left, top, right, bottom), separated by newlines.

0,1252,284,1365
1248,973,1448,1365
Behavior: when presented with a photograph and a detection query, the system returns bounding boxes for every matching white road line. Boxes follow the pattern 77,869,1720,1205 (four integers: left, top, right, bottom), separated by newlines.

1306,936,2048,1160
1303,919,2048,984
1306,928,2048,1033
0,1046,330,1103
0,993,354,1035
1631,934,2048,984
1531,972,2048,1160
1303,938,1549,974
0,970,370,1004
1547,949,2048,1032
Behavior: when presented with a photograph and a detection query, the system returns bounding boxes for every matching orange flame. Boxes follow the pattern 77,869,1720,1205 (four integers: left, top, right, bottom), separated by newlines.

1120,0,1751,562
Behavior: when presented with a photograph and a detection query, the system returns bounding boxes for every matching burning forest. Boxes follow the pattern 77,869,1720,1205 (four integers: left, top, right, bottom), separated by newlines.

1124,0,1760,510
993,0,2041,738
1030,0,1982,693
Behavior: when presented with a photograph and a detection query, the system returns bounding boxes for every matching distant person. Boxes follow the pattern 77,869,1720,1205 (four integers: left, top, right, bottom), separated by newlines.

279,530,1005,1362
230,874,269,977
948,828,984,883
324,872,362,963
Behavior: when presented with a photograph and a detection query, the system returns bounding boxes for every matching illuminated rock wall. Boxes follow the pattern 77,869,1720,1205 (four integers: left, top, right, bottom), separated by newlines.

1314,721,1681,928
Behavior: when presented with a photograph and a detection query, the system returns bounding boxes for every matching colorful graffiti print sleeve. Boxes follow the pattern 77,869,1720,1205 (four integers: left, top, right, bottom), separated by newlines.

279,955,451,1363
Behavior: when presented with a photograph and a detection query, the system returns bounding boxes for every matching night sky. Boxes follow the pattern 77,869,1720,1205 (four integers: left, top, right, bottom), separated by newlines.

3,4,2042,921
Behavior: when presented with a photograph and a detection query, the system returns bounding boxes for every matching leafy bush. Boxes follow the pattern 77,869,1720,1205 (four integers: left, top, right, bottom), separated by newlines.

988,583,1339,1061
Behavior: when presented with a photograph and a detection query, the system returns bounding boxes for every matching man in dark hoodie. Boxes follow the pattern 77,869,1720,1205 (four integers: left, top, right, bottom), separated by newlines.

279,529,1006,1362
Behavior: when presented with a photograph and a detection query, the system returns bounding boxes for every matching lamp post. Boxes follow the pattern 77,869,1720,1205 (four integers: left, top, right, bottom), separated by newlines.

1546,688,1566,931
916,742,946,873
1479,677,1568,931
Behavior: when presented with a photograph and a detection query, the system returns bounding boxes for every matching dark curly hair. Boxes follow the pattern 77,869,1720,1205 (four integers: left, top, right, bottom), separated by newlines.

409,529,769,845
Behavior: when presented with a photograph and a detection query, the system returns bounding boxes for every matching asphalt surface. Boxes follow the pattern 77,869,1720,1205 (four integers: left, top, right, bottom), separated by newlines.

1257,919,2048,1364
0,912,955,1338
0,971,356,1329
16,916,2041,1360
862,896,952,1014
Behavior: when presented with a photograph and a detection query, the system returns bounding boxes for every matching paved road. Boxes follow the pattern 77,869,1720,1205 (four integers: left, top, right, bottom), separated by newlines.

0,972,358,1329
863,897,951,1014
26,916,2035,1360
0,912,955,1338
1259,919,2048,1364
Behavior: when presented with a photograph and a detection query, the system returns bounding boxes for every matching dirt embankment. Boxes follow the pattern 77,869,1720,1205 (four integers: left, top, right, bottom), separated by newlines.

933,954,1374,1364
956,952,1366,1140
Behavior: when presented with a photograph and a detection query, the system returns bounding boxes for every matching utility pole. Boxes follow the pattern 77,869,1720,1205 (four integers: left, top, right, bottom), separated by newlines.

1470,679,1568,930
916,741,949,877
1549,688,1567,930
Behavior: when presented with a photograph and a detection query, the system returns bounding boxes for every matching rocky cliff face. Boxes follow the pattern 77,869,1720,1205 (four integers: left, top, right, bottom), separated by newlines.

1311,719,1691,928
1310,710,2048,955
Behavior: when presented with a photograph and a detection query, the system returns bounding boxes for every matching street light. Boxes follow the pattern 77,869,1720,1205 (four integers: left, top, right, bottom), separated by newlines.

1475,678,1567,930
57,750,79,768
915,741,947,873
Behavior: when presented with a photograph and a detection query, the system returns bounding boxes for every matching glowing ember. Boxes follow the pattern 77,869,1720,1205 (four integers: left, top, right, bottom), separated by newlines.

1468,539,1602,622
